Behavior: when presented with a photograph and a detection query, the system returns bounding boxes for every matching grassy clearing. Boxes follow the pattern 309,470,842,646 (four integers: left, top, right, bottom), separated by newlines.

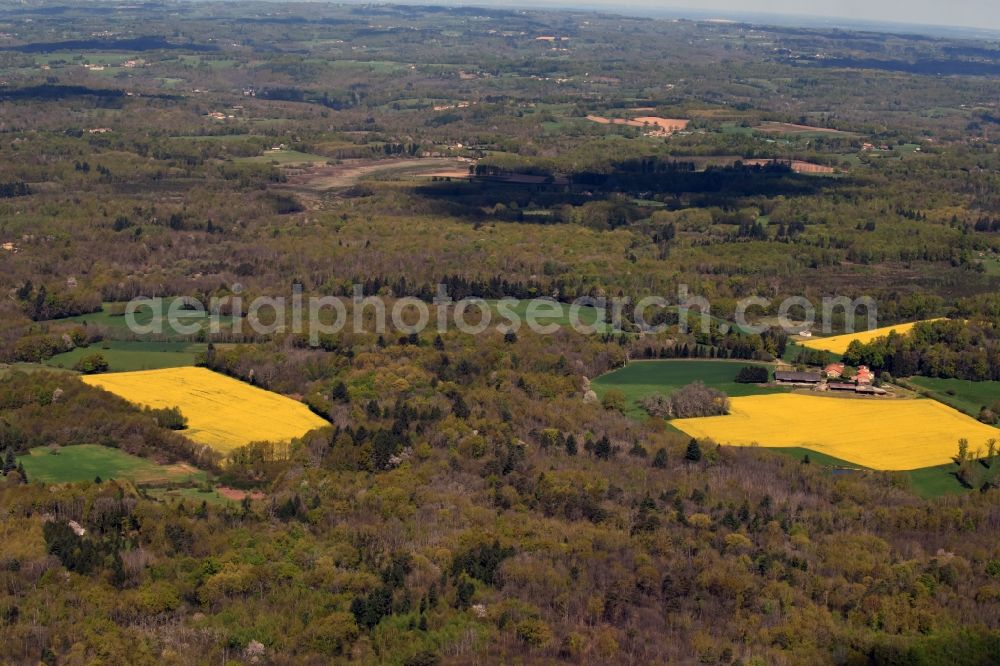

173,133,265,141
906,460,997,498
18,444,208,485
975,253,1000,276
144,486,235,506
17,443,244,505
904,464,968,498
174,55,237,69
481,300,749,337
673,393,1000,470
51,299,216,332
326,59,408,74
0,363,74,378
82,367,329,454
769,446,863,468
485,299,606,333
49,299,233,342
240,149,331,165
33,52,133,65
45,341,206,372
719,123,754,136
904,376,1000,418
782,340,837,364
591,360,782,417
768,447,985,498
46,303,133,329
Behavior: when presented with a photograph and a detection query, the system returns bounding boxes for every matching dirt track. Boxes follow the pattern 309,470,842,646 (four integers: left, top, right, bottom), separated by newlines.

284,157,472,190
741,158,835,173
754,122,846,134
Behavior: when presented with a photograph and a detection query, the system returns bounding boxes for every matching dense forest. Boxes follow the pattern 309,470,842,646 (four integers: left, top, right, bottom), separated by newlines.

0,1,998,664
4,333,1000,663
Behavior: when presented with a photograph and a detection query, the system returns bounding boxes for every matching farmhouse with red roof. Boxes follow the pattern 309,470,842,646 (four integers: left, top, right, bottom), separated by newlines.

824,363,845,379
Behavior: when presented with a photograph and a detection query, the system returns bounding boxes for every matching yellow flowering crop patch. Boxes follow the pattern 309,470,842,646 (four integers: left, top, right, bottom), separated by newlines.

797,319,940,355
672,393,999,470
82,367,328,453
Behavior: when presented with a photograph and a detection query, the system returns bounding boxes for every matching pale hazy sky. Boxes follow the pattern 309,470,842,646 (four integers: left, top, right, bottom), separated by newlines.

630,0,1000,31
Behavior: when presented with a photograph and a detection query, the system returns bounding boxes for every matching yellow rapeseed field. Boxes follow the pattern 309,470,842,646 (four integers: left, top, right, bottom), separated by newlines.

82,367,328,453
797,319,940,355
672,393,999,470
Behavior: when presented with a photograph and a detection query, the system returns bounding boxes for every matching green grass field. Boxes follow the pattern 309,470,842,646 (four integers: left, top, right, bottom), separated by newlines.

591,359,783,416
240,149,330,165
782,340,838,364
17,445,208,485
769,446,863,468
45,304,131,329
173,133,264,142
53,299,209,328
485,299,607,333
326,59,409,74
484,299,753,336
174,55,238,69
720,123,755,136
979,254,1000,277
905,376,1000,418
781,341,804,362
904,459,997,498
49,299,228,340
903,464,969,498
33,52,133,65
45,341,207,372
144,486,236,506
769,447,993,498
0,363,74,379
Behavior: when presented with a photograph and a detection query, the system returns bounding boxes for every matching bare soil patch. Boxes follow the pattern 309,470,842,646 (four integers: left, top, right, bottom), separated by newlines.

586,115,688,134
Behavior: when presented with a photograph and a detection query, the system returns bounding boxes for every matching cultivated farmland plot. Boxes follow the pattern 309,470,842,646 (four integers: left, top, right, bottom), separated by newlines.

586,114,689,134
82,367,328,453
592,359,783,416
672,393,1000,470
797,318,941,355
